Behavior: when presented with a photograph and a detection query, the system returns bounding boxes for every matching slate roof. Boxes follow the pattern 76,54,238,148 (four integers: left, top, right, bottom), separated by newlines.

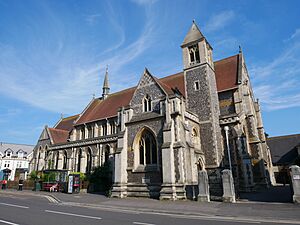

181,21,204,47
0,142,34,157
267,134,300,165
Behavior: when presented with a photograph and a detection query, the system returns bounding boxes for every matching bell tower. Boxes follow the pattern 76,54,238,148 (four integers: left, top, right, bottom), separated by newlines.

181,21,223,169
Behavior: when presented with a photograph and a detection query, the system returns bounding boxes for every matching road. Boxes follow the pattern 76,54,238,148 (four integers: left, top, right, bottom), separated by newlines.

0,193,298,225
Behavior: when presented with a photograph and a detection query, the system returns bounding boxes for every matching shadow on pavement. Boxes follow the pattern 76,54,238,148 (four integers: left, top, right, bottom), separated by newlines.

239,185,293,203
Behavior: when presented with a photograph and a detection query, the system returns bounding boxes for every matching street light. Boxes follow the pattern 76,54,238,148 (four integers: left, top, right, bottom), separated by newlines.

224,126,232,172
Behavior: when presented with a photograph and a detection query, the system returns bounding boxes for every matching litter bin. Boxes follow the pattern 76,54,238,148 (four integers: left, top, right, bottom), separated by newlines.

34,181,41,191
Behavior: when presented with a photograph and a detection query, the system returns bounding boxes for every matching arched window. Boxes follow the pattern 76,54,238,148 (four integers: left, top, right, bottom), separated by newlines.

86,148,92,174
139,130,157,165
188,44,200,64
143,95,152,112
104,145,110,163
62,151,67,170
55,152,59,169
77,148,82,172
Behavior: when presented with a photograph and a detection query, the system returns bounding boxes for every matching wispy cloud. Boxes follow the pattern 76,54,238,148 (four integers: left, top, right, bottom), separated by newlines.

250,28,300,111
0,2,157,115
130,0,157,6
204,10,235,33
284,28,300,42
85,13,101,25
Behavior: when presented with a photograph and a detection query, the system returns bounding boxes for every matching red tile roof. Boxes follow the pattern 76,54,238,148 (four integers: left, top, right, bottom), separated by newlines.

54,114,79,131
215,54,239,92
48,128,69,144
75,87,136,125
74,55,239,125
159,72,185,97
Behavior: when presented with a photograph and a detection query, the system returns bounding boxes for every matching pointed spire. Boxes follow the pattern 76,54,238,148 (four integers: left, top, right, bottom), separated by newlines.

102,65,110,99
181,20,204,47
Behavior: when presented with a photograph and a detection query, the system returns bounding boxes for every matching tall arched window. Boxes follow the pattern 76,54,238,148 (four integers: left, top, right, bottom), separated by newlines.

86,148,92,174
139,130,157,165
62,151,67,170
143,95,152,112
77,148,82,172
55,152,59,169
104,145,110,163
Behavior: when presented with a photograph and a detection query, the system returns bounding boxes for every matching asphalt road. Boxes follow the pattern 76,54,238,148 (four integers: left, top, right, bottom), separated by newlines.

0,193,298,225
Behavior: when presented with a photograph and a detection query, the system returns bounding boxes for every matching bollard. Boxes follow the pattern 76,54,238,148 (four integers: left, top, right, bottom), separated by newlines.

197,170,210,202
222,169,236,203
290,165,300,204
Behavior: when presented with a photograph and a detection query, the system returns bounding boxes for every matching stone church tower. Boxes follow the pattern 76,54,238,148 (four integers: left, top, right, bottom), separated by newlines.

181,21,224,190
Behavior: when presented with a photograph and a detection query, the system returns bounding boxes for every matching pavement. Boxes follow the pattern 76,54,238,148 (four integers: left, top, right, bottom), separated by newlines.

1,188,299,224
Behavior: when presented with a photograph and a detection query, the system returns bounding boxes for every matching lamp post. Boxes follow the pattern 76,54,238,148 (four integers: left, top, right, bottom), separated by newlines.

224,126,232,172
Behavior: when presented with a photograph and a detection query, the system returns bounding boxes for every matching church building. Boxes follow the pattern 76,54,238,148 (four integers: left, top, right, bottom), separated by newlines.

30,21,275,200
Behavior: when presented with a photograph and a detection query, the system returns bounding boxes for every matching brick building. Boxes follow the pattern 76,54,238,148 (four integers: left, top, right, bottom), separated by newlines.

30,21,274,199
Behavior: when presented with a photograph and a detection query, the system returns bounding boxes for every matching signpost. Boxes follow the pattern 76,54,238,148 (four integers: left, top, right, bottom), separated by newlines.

68,175,73,194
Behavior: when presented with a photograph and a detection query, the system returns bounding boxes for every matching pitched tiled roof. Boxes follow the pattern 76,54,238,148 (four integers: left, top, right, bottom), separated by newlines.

48,128,70,144
159,72,185,97
215,54,239,92
75,87,136,125
74,55,239,125
54,114,79,131
267,134,300,165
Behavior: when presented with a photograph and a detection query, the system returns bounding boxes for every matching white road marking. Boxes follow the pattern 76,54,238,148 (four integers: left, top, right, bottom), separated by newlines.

0,219,19,225
133,222,156,225
45,210,102,220
44,196,59,203
61,202,300,225
170,214,261,224
0,203,29,209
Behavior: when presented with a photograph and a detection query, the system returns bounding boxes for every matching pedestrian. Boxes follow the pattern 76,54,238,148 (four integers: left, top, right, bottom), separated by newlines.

2,179,7,189
18,179,24,191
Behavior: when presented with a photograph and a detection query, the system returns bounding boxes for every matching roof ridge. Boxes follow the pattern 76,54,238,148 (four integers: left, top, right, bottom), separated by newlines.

214,54,239,63
0,142,34,146
267,133,300,140
61,114,80,121
48,128,70,132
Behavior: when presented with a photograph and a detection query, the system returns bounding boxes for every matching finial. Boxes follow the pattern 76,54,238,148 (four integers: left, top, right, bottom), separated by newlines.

193,19,195,23
92,93,95,99
239,45,242,53
61,113,64,119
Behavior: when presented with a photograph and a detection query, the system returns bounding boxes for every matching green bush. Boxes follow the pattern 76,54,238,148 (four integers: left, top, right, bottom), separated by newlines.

42,172,57,182
87,162,112,194
29,171,38,181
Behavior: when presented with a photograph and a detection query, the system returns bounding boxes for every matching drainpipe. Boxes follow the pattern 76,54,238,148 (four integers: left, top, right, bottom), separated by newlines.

224,126,232,172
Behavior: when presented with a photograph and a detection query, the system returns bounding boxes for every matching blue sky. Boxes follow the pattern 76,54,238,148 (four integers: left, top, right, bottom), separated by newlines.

0,0,299,145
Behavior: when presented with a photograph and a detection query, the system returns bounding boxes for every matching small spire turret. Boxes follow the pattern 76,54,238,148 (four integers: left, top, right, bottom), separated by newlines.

102,65,110,99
